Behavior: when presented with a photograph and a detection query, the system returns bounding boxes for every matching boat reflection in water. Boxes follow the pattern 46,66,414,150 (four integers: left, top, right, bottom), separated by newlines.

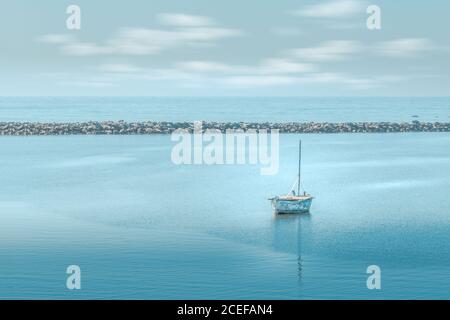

272,212,311,283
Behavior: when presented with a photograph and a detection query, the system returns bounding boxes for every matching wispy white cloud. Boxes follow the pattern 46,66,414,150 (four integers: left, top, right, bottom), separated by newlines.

175,59,314,75
60,26,242,56
59,80,116,88
292,0,365,18
51,49,407,91
48,62,403,92
36,34,75,44
39,13,242,56
298,73,377,89
223,75,298,87
99,63,141,73
287,38,436,62
38,20,434,93
375,38,433,57
157,13,215,27
259,59,314,74
288,40,362,61
221,72,392,89
139,60,394,89
62,42,113,55
175,61,236,73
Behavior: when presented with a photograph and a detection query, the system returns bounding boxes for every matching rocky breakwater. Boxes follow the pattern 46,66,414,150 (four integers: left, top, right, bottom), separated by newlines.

0,120,449,135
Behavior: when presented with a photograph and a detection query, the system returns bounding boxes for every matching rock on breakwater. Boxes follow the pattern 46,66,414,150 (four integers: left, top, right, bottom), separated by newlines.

1,121,450,135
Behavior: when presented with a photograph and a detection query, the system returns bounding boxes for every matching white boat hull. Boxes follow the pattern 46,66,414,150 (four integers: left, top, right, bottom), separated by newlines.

271,196,313,214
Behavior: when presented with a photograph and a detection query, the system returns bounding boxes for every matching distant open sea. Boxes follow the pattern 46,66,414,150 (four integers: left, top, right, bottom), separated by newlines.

0,96,449,122
0,97,449,299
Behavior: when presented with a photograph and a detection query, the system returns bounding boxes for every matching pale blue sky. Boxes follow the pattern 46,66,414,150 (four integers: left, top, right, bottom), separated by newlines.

1,0,449,96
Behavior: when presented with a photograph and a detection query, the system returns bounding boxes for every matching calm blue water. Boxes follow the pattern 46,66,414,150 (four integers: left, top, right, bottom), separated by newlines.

1,132,450,299
0,97,449,122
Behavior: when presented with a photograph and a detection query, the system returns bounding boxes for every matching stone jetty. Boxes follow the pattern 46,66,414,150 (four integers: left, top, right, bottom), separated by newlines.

0,120,449,135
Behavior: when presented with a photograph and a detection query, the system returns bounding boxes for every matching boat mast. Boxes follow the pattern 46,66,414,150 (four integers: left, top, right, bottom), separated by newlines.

298,140,301,196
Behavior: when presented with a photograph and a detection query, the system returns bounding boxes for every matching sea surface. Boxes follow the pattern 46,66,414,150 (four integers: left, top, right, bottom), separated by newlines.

1,130,450,299
0,96,449,123
1,97,450,299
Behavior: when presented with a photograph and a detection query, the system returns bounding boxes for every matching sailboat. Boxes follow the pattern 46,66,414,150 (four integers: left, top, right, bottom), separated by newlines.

270,140,313,214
